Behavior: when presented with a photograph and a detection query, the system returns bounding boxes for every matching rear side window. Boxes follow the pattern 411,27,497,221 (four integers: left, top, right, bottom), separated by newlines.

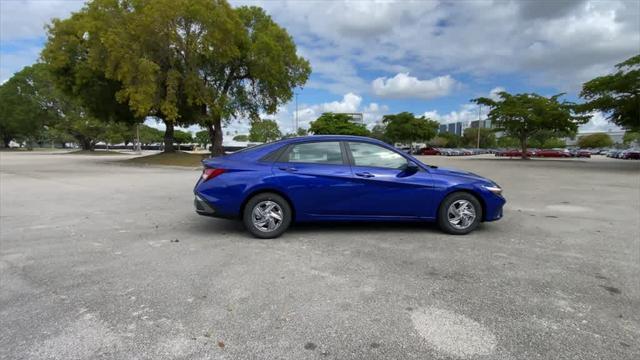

282,141,344,165
348,142,407,169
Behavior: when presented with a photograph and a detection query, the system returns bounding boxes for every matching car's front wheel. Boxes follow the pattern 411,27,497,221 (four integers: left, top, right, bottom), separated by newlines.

438,192,482,235
243,192,292,239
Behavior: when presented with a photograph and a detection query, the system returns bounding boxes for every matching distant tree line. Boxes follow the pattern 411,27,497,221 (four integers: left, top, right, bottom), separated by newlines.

0,0,637,161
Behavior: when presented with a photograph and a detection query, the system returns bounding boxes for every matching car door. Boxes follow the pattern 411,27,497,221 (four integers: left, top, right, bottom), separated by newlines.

345,141,435,218
272,141,356,218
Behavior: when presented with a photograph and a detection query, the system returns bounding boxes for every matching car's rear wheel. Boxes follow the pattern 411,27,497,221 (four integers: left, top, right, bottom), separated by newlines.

438,192,482,235
243,192,292,239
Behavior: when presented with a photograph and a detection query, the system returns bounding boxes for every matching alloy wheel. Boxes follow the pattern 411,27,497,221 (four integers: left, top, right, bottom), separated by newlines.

447,200,476,230
252,200,283,232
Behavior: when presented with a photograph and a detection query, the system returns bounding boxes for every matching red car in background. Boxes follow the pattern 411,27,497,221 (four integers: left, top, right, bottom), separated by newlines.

575,150,591,158
535,149,571,158
622,149,640,159
419,147,441,155
496,149,535,157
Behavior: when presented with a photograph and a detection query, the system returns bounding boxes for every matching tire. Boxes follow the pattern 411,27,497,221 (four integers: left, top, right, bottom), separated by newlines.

437,192,483,235
243,192,292,239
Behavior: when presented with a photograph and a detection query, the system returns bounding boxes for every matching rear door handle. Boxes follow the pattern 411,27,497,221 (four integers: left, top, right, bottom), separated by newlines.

355,172,374,178
278,167,298,172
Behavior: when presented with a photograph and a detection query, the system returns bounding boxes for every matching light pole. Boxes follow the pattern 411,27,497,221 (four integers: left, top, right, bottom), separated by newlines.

477,105,482,149
295,92,299,133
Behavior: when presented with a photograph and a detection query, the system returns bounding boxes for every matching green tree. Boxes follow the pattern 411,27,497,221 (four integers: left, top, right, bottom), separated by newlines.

138,125,164,145
42,6,140,138
473,92,589,158
496,136,519,148
249,119,282,142
232,134,249,141
577,133,613,148
429,136,448,147
174,130,193,147
198,5,310,155
370,124,389,142
296,127,308,136
623,131,640,145
102,122,130,149
309,113,370,136
383,112,439,144
0,64,60,147
196,130,211,148
462,127,497,148
437,132,463,148
580,54,640,131
527,129,573,149
540,138,566,149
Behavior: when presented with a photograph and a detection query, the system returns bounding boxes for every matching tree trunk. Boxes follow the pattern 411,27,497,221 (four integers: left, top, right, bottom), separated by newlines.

3,136,11,148
79,138,94,151
208,116,224,156
520,135,529,160
164,122,175,153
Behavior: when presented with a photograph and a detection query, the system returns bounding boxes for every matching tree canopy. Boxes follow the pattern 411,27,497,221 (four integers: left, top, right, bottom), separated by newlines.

580,54,640,131
249,119,282,142
473,92,588,158
382,112,439,144
42,0,310,154
309,113,370,136
0,64,57,147
577,133,613,148
462,127,496,148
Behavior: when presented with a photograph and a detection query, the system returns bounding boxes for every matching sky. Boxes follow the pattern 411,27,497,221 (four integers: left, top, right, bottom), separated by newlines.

1,0,638,136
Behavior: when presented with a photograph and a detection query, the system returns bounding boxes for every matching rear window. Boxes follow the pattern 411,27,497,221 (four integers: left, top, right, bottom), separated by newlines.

281,141,344,165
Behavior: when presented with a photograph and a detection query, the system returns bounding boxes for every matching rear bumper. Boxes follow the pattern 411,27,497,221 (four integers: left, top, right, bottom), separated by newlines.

194,194,217,217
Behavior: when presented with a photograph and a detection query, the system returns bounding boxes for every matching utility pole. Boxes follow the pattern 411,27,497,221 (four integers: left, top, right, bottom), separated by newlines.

295,92,299,133
477,105,482,149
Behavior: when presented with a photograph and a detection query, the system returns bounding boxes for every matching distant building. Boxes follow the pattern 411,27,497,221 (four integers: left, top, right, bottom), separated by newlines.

337,113,364,124
438,119,498,137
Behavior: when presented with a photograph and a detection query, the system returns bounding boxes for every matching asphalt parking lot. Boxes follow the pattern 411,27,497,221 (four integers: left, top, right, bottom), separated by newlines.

1,151,639,360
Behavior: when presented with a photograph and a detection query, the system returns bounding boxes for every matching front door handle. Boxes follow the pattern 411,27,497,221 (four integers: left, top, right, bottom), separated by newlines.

355,172,374,178
278,167,298,172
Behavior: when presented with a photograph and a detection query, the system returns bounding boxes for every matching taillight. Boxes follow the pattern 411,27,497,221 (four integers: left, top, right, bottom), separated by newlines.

201,168,225,181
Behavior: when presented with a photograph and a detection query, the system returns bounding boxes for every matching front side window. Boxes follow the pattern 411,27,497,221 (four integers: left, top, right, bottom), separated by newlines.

348,142,408,169
284,141,344,164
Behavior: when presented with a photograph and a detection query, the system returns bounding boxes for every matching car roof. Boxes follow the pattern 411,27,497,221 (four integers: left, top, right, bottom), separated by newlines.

278,135,387,145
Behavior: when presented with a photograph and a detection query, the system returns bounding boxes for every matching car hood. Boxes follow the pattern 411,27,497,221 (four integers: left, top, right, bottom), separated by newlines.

430,166,492,183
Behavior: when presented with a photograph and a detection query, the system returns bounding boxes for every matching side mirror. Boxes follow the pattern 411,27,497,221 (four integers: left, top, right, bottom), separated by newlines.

403,162,419,174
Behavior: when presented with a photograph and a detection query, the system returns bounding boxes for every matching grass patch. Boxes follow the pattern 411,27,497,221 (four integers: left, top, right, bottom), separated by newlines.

125,151,209,167
67,150,126,155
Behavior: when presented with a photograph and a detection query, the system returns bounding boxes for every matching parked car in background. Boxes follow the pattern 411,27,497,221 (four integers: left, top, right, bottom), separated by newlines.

621,149,640,159
496,149,535,157
575,149,591,158
535,149,571,158
419,147,441,155
193,135,506,238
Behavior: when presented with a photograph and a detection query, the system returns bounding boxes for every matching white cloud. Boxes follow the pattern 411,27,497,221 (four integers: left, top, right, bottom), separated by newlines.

489,87,506,101
372,73,457,99
249,0,639,92
292,92,388,130
579,112,623,132
423,87,501,124
0,0,83,42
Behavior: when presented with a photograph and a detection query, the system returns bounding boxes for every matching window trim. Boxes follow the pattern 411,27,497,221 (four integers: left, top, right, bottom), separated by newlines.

344,141,417,171
276,140,349,166
259,144,289,163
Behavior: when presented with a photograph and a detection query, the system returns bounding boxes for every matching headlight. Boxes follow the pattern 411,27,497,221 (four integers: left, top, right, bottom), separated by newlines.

483,185,502,195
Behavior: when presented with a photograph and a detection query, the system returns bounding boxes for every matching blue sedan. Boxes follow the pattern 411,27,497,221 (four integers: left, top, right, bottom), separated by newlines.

194,135,505,238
